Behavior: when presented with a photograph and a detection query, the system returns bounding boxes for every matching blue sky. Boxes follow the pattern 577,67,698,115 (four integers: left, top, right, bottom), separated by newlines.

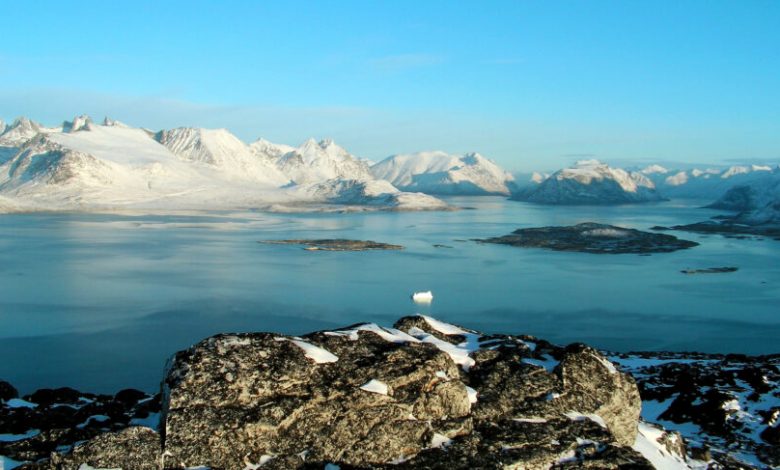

1,1,778,171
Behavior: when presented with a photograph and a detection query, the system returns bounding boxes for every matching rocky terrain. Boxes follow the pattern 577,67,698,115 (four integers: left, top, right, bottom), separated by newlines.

259,239,404,251
479,222,699,254
1,316,776,469
608,352,780,469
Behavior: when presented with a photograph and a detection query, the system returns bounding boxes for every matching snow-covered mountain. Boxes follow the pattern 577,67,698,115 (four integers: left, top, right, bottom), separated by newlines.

272,138,373,184
513,160,663,205
708,171,780,225
248,138,296,164
0,115,449,213
288,178,449,211
0,117,48,148
155,127,290,186
370,151,516,195
641,164,777,200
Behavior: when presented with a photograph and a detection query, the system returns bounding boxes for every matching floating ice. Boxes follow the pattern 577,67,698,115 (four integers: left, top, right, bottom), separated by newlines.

411,291,433,304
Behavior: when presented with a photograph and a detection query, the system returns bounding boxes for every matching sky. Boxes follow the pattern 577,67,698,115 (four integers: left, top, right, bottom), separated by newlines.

1,0,779,171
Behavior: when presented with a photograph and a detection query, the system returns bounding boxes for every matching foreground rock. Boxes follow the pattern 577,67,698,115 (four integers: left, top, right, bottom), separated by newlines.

157,316,645,469
478,222,698,254
5,317,775,468
0,384,160,466
259,239,404,251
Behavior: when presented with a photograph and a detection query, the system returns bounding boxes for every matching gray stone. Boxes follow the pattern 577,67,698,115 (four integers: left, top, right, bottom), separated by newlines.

50,426,160,470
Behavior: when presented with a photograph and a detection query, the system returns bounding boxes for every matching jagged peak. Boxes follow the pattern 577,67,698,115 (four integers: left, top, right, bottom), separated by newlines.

102,117,129,128
63,114,94,133
10,116,40,130
319,138,336,148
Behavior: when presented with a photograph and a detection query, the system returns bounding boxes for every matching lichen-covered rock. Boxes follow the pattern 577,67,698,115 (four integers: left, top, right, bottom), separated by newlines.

161,327,469,468
6,316,685,469
50,426,160,470
156,316,643,468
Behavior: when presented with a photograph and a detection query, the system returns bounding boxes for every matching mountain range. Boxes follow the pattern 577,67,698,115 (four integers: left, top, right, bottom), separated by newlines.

2,115,778,220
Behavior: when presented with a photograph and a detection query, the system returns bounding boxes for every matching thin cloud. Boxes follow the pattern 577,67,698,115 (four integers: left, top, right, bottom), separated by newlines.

368,53,444,72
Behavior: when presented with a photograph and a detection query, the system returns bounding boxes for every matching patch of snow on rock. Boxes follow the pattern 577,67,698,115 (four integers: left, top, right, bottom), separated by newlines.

359,379,389,396
287,339,339,364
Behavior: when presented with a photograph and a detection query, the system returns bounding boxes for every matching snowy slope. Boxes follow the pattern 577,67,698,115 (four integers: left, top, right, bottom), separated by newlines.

0,117,48,147
0,116,449,213
288,178,448,211
371,151,516,195
155,127,290,186
514,160,663,205
709,171,780,224
274,138,373,184
248,138,296,164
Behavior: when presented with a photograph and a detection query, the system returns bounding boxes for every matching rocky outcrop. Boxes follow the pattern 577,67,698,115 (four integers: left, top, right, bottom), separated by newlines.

62,316,643,469
0,386,160,466
479,222,699,254
8,316,762,468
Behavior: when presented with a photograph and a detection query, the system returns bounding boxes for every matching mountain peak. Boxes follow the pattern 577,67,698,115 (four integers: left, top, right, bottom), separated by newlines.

63,114,93,133
102,117,129,128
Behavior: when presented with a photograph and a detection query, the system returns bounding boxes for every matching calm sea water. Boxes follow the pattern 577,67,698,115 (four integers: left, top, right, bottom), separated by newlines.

1,197,779,393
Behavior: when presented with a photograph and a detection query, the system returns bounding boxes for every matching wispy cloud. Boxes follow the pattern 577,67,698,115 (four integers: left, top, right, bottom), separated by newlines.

368,53,444,72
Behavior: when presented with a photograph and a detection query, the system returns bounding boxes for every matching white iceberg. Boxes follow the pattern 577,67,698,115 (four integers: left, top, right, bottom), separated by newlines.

411,291,433,304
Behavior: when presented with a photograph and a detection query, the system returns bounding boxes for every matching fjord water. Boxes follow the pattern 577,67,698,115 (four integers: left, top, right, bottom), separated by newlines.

1,197,779,393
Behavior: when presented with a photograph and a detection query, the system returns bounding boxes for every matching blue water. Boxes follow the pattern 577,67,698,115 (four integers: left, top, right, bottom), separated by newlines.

1,197,779,393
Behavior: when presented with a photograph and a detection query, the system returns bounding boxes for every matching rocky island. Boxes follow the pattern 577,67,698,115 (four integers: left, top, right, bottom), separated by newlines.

2,316,777,469
478,223,699,254
259,239,404,251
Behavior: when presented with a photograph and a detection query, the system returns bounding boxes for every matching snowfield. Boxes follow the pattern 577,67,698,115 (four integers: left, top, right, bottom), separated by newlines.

0,115,451,214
